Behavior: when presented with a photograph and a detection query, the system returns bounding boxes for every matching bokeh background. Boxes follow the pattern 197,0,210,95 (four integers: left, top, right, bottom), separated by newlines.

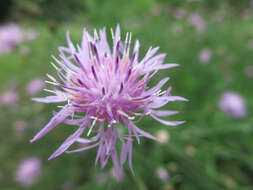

0,0,253,189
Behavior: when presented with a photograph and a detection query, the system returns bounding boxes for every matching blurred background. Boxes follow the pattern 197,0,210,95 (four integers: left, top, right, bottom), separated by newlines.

0,0,252,189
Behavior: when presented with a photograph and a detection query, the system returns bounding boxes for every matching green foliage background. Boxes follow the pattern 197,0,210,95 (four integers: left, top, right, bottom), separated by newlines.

0,0,253,189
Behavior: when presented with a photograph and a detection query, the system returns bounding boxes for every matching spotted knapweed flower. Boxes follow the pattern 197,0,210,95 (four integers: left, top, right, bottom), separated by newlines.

15,157,41,186
0,24,23,54
219,91,247,119
0,23,37,54
30,25,187,181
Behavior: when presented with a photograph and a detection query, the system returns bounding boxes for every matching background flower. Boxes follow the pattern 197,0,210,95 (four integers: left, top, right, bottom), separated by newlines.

15,157,41,187
219,91,247,119
0,0,252,189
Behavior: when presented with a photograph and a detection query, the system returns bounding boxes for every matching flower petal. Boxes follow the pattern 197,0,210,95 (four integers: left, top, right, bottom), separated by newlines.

151,110,179,117
128,120,158,142
143,77,169,96
48,118,90,160
66,142,99,153
151,114,185,126
30,107,70,142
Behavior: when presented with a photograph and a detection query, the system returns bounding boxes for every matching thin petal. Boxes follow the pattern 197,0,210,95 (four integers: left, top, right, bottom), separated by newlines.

32,93,67,103
128,140,134,175
48,118,90,160
143,77,169,96
111,149,120,182
66,30,76,52
149,96,188,108
120,142,128,165
114,24,121,45
48,126,85,160
140,46,160,64
128,120,158,142
66,142,99,153
30,107,70,142
151,114,185,126
151,110,179,117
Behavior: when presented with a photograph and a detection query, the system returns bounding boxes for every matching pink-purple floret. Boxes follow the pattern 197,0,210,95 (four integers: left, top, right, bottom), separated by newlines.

30,25,187,181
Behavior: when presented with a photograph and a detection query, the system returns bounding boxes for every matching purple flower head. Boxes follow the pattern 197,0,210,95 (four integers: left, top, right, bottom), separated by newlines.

26,78,44,96
0,89,19,105
15,157,41,186
0,24,23,54
31,25,187,181
199,48,212,65
188,13,206,33
155,167,169,181
0,24,37,55
219,91,247,119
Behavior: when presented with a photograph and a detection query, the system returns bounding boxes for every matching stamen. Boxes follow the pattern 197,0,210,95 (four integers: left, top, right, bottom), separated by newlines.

45,80,59,86
118,110,135,120
86,36,94,59
107,120,116,128
87,118,97,136
50,62,60,71
150,69,159,79
77,79,89,89
74,54,81,65
125,68,132,82
52,56,77,75
102,87,105,95
91,43,100,65
116,41,120,51
115,55,119,73
158,90,166,96
43,89,56,94
130,52,136,64
124,32,129,53
153,90,161,96
90,116,104,122
127,32,132,55
110,28,114,40
119,83,124,94
46,74,57,82
91,66,98,81
94,29,99,41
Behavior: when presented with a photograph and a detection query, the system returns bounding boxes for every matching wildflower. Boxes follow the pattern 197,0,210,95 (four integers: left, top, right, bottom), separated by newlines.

199,48,212,65
155,129,170,144
15,157,41,186
26,78,44,96
172,8,186,20
13,120,28,136
31,25,187,180
155,167,169,181
0,23,37,54
0,90,19,105
0,24,23,54
188,13,206,33
219,91,247,119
